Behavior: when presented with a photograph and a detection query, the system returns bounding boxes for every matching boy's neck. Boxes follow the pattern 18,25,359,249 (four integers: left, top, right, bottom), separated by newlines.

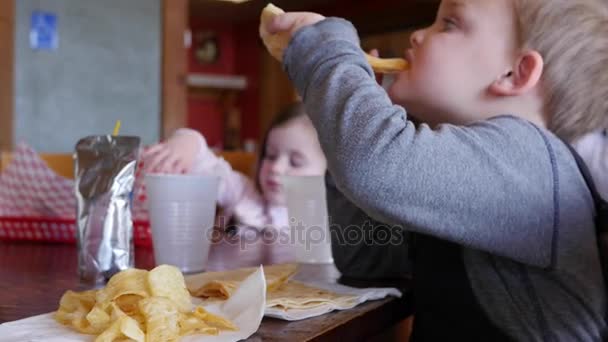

486,93,548,129
521,111,548,129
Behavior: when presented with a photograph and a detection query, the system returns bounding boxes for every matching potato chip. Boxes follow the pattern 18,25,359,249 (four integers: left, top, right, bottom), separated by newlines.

57,309,103,335
114,294,144,316
138,296,180,342
93,318,123,342
147,264,192,313
118,315,145,342
57,290,97,314
179,314,219,336
85,304,111,333
55,290,100,334
108,302,127,320
101,301,142,332
96,268,149,305
56,265,237,341
94,315,145,342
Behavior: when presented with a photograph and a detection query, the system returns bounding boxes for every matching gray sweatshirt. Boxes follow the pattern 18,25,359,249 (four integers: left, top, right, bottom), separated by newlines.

283,18,607,341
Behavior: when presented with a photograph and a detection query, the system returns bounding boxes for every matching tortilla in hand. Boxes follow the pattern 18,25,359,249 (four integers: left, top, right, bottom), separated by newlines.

259,3,408,73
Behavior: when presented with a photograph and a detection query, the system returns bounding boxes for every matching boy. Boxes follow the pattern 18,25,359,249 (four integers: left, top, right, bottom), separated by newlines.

263,0,608,340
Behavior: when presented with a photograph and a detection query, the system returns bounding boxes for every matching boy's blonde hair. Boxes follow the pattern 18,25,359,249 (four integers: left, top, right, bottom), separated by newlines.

515,0,608,142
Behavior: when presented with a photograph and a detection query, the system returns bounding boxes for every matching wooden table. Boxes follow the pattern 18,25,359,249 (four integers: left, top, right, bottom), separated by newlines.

0,232,412,341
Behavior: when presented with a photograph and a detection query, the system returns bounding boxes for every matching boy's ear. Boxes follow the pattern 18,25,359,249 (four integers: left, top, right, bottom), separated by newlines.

489,50,544,96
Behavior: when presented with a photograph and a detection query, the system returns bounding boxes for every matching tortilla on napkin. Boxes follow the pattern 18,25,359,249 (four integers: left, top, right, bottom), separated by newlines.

266,281,357,310
187,263,297,300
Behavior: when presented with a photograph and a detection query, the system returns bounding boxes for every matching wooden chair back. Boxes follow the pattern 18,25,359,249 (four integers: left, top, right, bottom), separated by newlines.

0,151,74,179
0,150,257,180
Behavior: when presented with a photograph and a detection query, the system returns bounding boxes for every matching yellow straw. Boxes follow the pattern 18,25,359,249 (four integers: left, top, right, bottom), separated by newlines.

112,120,121,136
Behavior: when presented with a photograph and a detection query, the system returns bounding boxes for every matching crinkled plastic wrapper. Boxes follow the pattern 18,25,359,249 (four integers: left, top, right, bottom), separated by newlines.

74,135,141,285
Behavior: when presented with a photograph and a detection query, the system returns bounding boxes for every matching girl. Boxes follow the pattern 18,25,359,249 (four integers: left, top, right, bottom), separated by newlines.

142,103,327,231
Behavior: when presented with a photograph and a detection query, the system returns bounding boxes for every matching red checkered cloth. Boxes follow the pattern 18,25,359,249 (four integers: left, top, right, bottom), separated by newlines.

0,143,150,220
133,155,149,221
0,144,75,217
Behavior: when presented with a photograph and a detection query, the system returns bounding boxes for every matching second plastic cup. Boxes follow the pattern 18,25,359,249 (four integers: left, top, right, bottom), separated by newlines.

144,174,219,273
282,175,334,264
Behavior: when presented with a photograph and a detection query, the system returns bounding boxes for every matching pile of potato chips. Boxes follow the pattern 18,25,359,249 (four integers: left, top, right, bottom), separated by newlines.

55,265,236,342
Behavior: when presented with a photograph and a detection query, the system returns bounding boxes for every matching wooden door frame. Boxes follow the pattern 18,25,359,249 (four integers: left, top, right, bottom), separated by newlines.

0,0,15,150
161,0,189,140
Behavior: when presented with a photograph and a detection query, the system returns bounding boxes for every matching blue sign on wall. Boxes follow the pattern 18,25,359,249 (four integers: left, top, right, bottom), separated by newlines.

30,11,58,50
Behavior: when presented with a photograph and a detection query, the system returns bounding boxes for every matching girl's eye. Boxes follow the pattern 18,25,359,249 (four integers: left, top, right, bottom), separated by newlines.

265,152,278,161
441,17,457,31
290,156,305,168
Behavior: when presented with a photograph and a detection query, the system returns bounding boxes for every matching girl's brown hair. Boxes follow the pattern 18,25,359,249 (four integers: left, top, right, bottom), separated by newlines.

254,102,307,190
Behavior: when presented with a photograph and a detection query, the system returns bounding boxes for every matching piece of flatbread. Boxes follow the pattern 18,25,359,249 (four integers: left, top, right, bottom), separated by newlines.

186,263,298,300
259,3,408,73
259,3,290,62
266,281,357,310
365,54,409,74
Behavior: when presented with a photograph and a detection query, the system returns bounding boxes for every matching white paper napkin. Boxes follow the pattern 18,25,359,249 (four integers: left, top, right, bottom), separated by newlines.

264,280,401,321
0,266,267,342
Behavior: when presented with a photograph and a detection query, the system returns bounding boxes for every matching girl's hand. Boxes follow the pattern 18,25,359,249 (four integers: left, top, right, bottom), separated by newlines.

142,130,202,174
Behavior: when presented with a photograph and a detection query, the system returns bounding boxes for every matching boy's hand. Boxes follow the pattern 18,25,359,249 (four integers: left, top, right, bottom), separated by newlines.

267,12,325,37
142,130,201,174
260,4,325,62
369,49,384,84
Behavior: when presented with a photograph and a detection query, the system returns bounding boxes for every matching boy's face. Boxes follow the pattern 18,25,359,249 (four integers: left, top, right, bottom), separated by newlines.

389,0,519,126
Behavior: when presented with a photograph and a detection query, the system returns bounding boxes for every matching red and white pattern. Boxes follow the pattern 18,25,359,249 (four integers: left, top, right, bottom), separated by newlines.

0,144,151,245
0,144,75,218
0,217,76,243
132,154,149,221
0,217,152,246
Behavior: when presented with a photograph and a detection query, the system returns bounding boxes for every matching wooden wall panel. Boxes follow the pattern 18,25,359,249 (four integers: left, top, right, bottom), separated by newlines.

0,0,14,150
189,0,439,35
258,50,297,138
161,0,189,140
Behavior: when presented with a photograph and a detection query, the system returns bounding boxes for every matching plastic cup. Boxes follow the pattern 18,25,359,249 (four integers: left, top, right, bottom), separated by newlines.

144,174,219,273
282,175,334,264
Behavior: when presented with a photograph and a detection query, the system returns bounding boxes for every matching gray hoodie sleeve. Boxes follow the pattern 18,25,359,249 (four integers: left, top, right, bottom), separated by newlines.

325,172,411,279
283,18,592,268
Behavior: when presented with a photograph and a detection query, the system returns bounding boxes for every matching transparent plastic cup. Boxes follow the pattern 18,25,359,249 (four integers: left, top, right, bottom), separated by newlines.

144,174,219,273
282,175,334,264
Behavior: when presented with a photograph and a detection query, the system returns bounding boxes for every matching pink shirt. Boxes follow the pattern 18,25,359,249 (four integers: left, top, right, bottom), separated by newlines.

177,129,289,231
